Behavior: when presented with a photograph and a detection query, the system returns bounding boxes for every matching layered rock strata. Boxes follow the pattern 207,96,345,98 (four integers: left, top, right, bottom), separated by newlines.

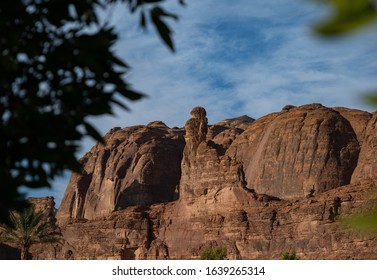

21,104,377,259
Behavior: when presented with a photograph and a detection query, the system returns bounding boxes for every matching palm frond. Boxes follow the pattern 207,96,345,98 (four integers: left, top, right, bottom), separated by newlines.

0,206,61,259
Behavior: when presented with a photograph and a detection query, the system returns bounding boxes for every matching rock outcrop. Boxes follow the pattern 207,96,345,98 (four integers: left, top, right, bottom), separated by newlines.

180,106,248,202
21,104,377,260
56,121,184,223
352,113,377,183
332,107,372,145
230,104,360,199
27,196,57,227
184,106,208,155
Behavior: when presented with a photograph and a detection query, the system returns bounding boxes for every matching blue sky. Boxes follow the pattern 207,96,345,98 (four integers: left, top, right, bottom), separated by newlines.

25,0,377,206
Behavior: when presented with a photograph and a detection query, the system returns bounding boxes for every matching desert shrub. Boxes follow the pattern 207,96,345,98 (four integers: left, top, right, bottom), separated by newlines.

280,251,300,260
200,246,227,260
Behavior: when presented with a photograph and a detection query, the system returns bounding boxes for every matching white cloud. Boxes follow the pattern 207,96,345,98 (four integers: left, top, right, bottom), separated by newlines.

36,0,377,206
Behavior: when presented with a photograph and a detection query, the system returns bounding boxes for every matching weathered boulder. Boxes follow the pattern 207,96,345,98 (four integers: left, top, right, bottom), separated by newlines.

56,121,185,223
229,104,360,199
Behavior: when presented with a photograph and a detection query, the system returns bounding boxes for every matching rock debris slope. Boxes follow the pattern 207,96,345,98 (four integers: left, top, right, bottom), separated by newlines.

29,104,377,259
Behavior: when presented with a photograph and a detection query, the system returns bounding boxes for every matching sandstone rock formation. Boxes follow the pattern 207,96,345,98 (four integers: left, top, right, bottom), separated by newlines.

332,107,372,145
9,104,377,260
180,106,250,203
31,180,377,260
27,196,57,227
351,112,377,183
184,106,208,155
56,121,184,223
230,104,360,199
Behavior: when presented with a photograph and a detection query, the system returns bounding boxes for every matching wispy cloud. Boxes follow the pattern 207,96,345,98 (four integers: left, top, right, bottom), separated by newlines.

111,0,377,121
36,0,377,205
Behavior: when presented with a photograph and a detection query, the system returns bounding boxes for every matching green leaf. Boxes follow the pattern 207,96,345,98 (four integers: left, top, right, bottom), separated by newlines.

364,91,377,107
140,11,147,29
150,7,178,51
83,121,104,143
315,0,377,36
111,55,129,68
111,98,130,111
118,87,145,101
0,0,183,223
0,206,61,259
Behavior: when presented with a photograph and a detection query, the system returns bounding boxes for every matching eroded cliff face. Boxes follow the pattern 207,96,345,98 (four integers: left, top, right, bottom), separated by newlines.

230,104,360,199
56,121,185,223
180,106,250,203
352,113,377,183
29,104,377,260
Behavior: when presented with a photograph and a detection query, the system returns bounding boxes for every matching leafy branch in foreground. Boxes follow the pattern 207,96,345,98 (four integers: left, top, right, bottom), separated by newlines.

314,0,377,36
0,0,184,223
312,1,377,234
113,0,186,52
313,0,377,106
